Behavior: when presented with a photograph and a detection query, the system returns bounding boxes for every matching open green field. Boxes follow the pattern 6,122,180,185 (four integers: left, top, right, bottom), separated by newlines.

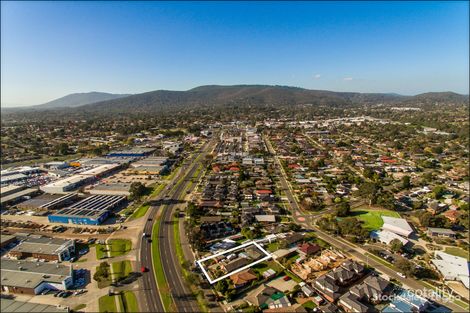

122,291,139,312
444,247,470,260
96,239,132,259
98,295,118,313
130,204,150,219
112,260,133,281
351,208,400,230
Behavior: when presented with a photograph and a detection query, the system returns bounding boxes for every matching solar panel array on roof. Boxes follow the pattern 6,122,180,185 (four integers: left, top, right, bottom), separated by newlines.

69,195,125,211
38,193,78,210
51,194,126,220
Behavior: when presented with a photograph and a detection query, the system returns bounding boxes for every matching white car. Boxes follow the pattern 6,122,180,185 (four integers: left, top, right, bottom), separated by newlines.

397,272,406,278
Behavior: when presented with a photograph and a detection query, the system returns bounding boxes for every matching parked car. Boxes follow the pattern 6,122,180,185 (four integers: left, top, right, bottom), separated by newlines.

61,291,72,298
55,291,64,297
283,276,291,281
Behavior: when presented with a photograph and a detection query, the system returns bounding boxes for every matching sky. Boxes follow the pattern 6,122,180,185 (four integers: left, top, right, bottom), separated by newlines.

1,1,468,107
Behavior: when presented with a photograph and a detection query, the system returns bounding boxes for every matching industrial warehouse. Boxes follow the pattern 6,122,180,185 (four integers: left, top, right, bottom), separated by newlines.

7,234,75,262
48,194,126,225
40,163,122,194
0,259,74,295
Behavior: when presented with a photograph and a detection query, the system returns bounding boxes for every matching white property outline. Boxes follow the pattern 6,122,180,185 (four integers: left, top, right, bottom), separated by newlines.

196,240,272,284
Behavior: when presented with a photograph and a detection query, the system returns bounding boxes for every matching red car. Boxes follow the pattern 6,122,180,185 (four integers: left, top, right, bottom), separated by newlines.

283,275,291,281
141,266,148,273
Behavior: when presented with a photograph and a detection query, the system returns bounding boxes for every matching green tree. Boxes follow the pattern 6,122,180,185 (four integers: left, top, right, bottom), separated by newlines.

432,185,446,199
335,201,351,217
215,279,228,294
402,175,411,189
55,142,69,155
129,182,148,200
390,239,404,253
395,258,415,277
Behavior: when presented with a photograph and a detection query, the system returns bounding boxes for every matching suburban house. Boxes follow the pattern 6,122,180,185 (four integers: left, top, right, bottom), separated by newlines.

297,243,321,256
382,289,430,313
245,284,278,307
222,257,250,273
426,227,457,239
314,274,341,302
230,269,257,288
349,275,390,304
338,291,369,312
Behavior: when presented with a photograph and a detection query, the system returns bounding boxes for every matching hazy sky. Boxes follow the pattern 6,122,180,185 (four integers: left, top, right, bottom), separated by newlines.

1,1,468,107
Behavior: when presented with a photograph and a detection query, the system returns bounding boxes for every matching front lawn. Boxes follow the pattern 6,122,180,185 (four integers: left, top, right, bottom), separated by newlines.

351,208,400,230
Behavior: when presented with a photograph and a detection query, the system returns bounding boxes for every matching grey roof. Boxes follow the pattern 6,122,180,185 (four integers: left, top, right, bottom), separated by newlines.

9,235,73,256
1,298,68,313
1,259,72,289
427,227,456,235
0,188,39,204
1,234,16,245
339,292,369,312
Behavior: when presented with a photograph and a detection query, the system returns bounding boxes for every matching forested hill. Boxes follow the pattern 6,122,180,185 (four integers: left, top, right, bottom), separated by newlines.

48,85,410,114
1,85,467,118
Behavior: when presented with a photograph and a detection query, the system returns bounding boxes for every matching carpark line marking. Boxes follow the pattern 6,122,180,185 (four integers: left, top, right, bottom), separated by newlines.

196,240,272,284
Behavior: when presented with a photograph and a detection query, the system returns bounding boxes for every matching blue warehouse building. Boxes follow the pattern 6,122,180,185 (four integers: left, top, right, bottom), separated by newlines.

48,195,126,225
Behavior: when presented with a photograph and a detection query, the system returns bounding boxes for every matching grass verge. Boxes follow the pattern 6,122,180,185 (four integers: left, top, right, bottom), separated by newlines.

121,291,139,312
96,239,132,259
130,204,150,219
173,215,209,312
111,260,132,282
73,304,86,312
151,209,174,311
98,295,117,313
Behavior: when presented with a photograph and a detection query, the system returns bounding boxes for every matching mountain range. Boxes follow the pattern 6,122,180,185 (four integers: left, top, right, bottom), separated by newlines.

2,86,468,114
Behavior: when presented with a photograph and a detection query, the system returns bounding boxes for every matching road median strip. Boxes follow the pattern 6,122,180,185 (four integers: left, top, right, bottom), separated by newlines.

151,207,174,311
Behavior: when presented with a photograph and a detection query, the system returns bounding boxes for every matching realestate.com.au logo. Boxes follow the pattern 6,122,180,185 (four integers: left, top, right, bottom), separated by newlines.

378,289,461,303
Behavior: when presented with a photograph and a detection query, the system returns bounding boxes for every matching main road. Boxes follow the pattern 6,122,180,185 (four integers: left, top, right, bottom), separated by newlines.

139,138,217,312
263,133,466,312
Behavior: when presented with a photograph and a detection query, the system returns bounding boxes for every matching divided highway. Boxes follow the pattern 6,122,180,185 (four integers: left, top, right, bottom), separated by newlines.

139,139,216,312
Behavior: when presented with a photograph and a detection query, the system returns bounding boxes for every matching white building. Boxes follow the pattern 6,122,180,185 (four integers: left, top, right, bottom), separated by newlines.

381,216,414,237
432,251,470,289
370,229,409,246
